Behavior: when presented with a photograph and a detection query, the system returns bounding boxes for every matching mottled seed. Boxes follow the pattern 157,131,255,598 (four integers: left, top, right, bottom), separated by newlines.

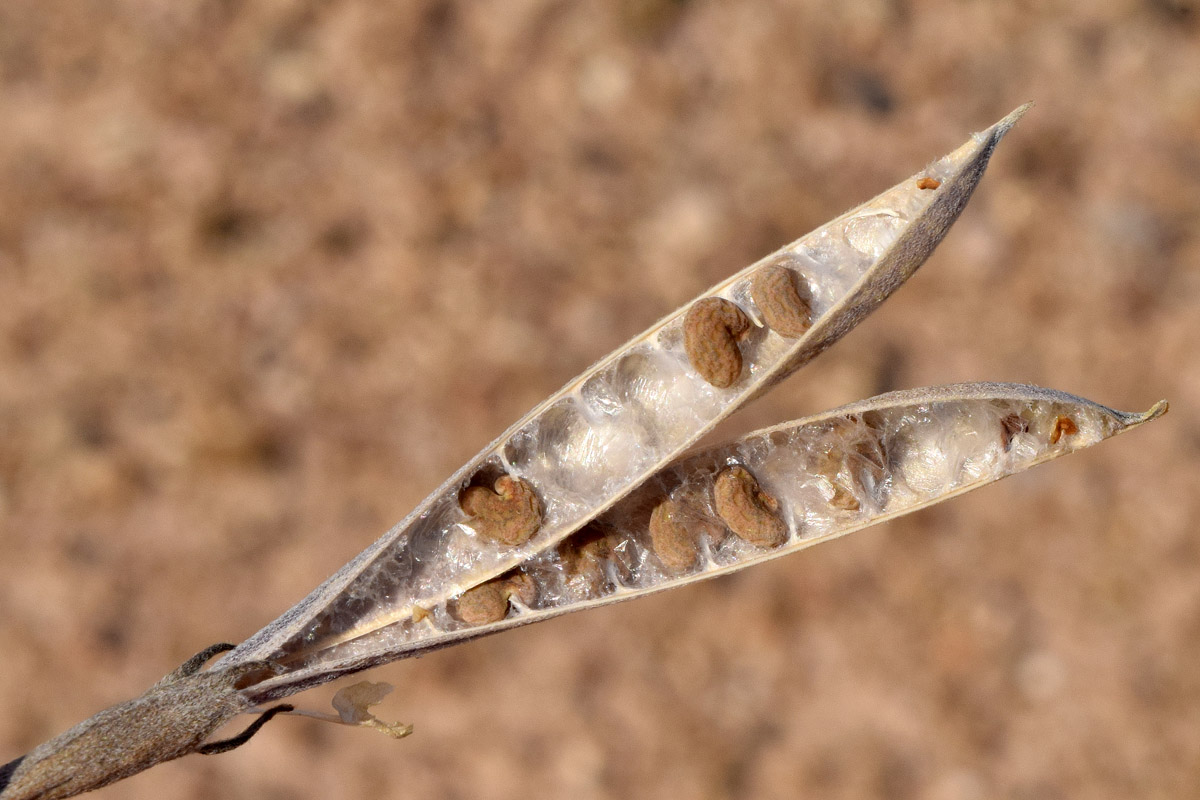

648,500,700,573
1049,415,1078,444
453,580,509,625
1000,413,1029,450
916,176,942,190
560,526,624,595
460,475,542,546
751,264,812,338
504,573,538,607
713,466,787,547
684,297,752,388
452,574,536,625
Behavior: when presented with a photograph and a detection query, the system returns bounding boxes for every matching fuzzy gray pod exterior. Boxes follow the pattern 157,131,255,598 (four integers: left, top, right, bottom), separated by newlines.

0,646,281,800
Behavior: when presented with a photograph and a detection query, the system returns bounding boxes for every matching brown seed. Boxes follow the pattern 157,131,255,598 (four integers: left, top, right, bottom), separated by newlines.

1049,415,1078,445
452,574,536,626
648,499,700,573
453,580,509,625
916,176,941,190
713,466,787,548
460,475,542,546
683,297,752,388
560,526,625,595
1000,413,1029,451
504,573,538,607
751,264,812,338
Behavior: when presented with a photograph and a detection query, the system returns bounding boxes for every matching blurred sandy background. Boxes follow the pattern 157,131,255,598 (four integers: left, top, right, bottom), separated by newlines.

1,1,1198,798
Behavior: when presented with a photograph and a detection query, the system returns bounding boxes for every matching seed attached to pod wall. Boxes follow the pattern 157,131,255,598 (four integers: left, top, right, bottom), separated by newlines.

916,176,942,190
1000,413,1030,450
750,264,812,338
460,475,543,546
1049,415,1078,444
452,574,537,626
560,525,630,597
684,297,752,388
648,499,701,574
713,466,787,547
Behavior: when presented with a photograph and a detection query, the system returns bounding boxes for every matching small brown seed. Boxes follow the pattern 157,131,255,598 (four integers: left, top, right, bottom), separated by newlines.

684,297,752,388
648,499,700,574
504,573,538,607
453,580,509,625
751,264,812,338
460,475,542,546
560,526,623,595
452,574,536,626
1000,413,1029,451
713,466,787,548
916,176,941,190
1049,415,1078,445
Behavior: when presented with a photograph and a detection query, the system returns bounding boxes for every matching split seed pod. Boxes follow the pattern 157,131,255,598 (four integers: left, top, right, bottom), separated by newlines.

226,105,1033,688
1,105,1168,800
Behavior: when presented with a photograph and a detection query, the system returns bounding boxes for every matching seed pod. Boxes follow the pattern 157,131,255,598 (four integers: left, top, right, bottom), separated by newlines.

714,466,788,547
751,263,812,338
4,108,1172,800
224,107,1034,688
460,475,542,547
683,297,752,388
234,383,1164,705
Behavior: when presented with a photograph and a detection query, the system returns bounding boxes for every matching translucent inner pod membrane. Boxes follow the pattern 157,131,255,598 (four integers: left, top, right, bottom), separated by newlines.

233,109,1026,672
249,385,1161,686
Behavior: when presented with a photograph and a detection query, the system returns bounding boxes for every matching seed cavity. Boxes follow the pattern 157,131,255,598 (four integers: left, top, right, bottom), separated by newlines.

684,297,752,388
811,414,890,511
1049,415,1078,445
811,447,861,511
713,466,787,548
750,264,812,339
916,176,941,190
460,475,542,547
452,573,537,626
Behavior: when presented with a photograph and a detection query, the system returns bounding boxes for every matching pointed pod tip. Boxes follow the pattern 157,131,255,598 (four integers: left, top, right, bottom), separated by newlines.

1115,398,1168,431
1141,399,1169,422
992,102,1034,139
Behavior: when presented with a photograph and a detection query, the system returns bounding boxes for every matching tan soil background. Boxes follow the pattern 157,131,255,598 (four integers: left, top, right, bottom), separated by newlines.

1,2,1198,799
